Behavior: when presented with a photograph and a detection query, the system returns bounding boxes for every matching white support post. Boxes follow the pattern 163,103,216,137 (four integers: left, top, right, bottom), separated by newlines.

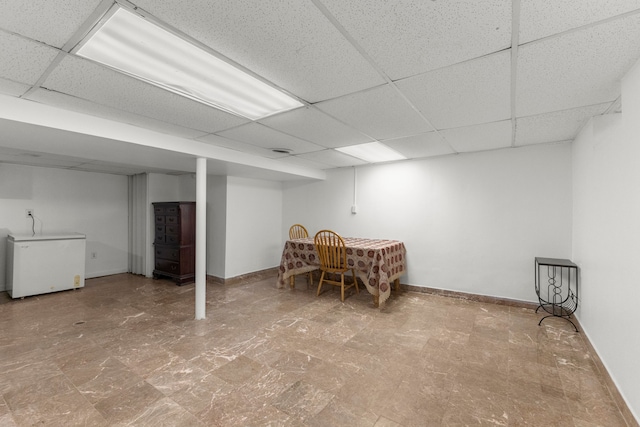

195,157,207,320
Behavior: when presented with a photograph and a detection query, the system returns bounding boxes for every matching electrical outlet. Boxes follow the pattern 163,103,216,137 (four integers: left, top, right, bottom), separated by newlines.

25,209,34,218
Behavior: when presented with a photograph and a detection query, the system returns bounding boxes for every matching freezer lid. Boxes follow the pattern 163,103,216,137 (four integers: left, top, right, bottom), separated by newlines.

8,232,86,242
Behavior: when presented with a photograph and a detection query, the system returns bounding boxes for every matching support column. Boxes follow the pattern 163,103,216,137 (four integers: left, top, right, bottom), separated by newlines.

195,157,207,319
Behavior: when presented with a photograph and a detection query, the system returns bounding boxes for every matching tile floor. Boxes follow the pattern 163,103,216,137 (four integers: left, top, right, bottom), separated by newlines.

0,273,632,426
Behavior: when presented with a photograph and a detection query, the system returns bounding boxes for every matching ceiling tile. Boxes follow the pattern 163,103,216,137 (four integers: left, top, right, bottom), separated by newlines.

197,133,287,159
26,89,210,140
259,107,373,148
216,123,324,154
43,55,249,134
69,161,182,176
275,155,330,170
0,147,86,167
315,84,433,140
0,32,59,84
133,0,384,103
0,77,30,97
321,0,511,80
520,1,640,43
516,14,640,117
383,132,455,159
68,163,147,175
396,51,511,130
515,104,610,146
439,120,512,153
0,0,102,48
297,149,367,168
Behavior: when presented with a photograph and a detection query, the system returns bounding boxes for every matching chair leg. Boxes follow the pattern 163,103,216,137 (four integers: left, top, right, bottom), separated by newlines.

352,269,359,294
290,275,295,289
340,273,345,302
307,271,313,289
317,271,325,296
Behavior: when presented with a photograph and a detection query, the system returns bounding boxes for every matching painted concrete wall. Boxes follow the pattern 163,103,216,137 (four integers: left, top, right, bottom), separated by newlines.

571,61,640,420
282,143,573,303
224,176,283,278
206,174,227,278
0,164,128,289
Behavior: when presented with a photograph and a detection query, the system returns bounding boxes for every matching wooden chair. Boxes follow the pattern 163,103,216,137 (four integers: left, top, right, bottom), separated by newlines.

288,224,314,289
314,230,359,302
289,224,309,240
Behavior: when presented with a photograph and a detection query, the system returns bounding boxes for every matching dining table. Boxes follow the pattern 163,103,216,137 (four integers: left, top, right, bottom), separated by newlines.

276,236,406,307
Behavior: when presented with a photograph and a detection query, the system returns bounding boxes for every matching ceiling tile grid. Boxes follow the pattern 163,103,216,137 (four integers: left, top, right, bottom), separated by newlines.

0,32,59,84
197,133,290,159
516,13,640,117
0,0,102,48
132,0,385,103
396,51,512,130
439,120,512,153
42,55,250,134
216,123,325,154
297,149,367,168
519,0,640,44
316,84,434,140
515,103,610,146
259,107,373,148
382,132,455,159
0,77,31,97
319,0,512,80
276,154,337,170
1,1,640,178
25,89,211,140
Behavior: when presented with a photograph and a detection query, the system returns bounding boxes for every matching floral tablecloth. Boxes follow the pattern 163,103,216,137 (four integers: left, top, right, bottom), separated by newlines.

277,237,406,306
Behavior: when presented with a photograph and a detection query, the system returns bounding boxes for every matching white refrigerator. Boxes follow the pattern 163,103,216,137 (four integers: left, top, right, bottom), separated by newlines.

6,233,86,299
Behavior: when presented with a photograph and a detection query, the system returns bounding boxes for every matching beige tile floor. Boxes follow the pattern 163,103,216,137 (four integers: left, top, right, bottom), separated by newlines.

0,273,632,426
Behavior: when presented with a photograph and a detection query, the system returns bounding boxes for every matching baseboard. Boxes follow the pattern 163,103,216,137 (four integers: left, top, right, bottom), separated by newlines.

402,283,539,310
576,323,639,427
401,283,637,427
206,267,280,286
86,268,128,279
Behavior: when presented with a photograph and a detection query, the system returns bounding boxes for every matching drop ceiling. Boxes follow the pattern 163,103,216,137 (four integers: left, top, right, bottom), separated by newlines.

0,0,638,180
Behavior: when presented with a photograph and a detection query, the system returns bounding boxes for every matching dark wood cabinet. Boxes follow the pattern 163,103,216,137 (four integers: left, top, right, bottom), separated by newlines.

152,202,195,285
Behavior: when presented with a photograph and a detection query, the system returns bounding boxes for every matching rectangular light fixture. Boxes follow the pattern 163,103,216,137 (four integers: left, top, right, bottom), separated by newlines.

74,5,303,120
336,142,406,163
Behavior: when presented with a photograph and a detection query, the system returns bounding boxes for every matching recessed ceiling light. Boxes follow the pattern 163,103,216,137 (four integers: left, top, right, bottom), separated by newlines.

336,142,405,163
73,5,303,120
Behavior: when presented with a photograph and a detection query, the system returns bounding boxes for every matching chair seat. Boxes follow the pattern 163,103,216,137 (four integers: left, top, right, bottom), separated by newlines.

314,229,359,302
288,224,316,289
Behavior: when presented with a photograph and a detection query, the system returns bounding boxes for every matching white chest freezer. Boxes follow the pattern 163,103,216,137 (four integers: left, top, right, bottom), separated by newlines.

6,233,86,299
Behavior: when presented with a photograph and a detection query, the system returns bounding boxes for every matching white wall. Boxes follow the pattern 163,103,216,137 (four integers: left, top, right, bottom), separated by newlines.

0,164,128,288
572,62,640,419
283,143,573,302
224,176,283,278
144,173,196,277
206,175,227,278
144,172,283,281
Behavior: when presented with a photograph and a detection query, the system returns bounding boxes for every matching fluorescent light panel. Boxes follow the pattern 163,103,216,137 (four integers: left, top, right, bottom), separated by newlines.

336,142,405,163
74,5,303,120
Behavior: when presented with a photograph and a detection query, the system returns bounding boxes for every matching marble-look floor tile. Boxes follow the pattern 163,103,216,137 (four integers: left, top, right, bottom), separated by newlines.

0,273,633,427
212,355,264,384
272,380,335,422
306,397,379,427
3,373,75,411
125,397,203,427
10,389,108,427
93,380,164,424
